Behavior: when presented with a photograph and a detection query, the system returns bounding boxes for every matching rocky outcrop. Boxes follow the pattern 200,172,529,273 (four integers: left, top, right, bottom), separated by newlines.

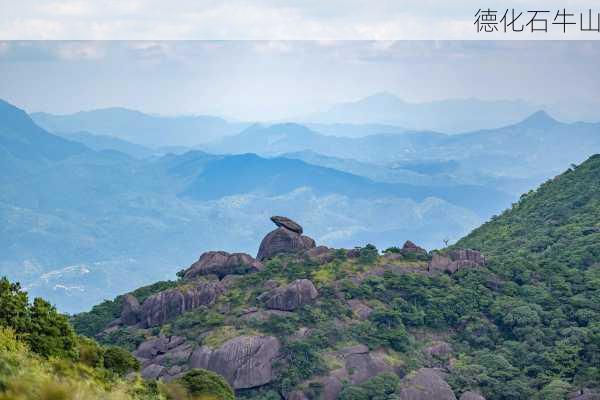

460,392,486,400
305,246,336,264
134,336,193,381
183,251,263,280
399,368,457,400
271,216,303,234
348,299,373,320
189,335,281,389
428,249,486,274
120,294,141,326
139,281,223,327
257,216,316,260
423,342,452,360
569,389,600,400
264,279,318,311
401,240,427,254
292,345,397,400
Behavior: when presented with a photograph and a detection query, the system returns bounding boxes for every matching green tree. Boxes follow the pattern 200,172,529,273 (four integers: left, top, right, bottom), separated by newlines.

103,346,140,375
175,368,235,400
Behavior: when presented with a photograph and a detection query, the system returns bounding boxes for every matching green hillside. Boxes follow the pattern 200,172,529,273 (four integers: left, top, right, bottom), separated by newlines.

4,156,600,400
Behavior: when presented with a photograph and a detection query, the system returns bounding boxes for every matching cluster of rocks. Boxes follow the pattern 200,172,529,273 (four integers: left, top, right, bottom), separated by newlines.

289,344,401,400
135,334,281,389
428,249,486,274
107,215,493,399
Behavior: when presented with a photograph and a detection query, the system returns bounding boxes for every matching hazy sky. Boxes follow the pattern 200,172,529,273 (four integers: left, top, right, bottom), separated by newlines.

2,0,600,39
1,40,600,121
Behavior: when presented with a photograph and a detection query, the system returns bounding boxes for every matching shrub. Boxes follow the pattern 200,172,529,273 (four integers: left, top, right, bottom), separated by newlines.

175,368,235,400
103,346,140,375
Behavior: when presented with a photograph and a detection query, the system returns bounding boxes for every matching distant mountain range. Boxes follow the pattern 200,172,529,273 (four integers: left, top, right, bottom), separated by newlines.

204,111,600,181
0,98,492,312
304,92,539,133
31,108,250,148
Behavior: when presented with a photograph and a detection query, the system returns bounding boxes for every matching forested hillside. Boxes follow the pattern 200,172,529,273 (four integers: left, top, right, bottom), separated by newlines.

66,155,600,400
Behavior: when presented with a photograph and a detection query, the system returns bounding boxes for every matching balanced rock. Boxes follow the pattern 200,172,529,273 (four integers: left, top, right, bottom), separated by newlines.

428,249,486,274
120,294,141,326
399,368,457,400
264,279,318,311
460,392,486,400
139,281,223,327
183,251,263,280
271,215,303,234
189,335,281,389
257,216,316,260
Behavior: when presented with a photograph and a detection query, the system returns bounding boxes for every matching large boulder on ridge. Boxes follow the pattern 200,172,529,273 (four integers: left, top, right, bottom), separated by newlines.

183,251,263,280
399,368,457,400
120,294,141,326
139,281,223,327
190,335,281,389
264,279,318,311
428,249,486,274
257,216,316,260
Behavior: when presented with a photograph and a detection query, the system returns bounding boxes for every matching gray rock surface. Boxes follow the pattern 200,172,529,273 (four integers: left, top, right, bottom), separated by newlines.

402,240,427,254
428,249,486,274
271,216,303,234
189,335,281,389
399,368,457,400
183,251,263,280
139,281,223,327
305,246,336,264
264,279,318,311
569,389,600,400
348,299,373,320
257,216,316,260
120,294,140,326
460,392,486,400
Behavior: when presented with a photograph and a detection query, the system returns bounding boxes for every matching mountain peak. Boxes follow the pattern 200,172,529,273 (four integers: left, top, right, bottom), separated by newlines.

519,110,558,127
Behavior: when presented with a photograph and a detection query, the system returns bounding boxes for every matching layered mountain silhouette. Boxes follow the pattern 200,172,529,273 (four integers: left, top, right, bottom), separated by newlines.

32,107,249,148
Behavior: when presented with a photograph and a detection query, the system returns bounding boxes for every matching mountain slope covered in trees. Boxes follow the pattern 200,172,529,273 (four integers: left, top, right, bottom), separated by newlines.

69,155,600,400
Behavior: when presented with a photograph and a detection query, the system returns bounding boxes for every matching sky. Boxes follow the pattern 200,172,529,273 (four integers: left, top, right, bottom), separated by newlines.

1,40,600,121
2,0,600,39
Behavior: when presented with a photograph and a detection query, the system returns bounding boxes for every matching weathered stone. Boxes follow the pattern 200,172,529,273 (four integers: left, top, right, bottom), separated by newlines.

423,342,453,358
569,389,600,400
241,309,295,322
120,294,140,326
305,246,335,264
264,279,318,311
139,281,223,327
271,216,303,234
428,249,485,274
346,248,360,258
141,364,165,380
399,368,457,400
348,299,373,320
257,227,316,261
402,240,427,254
183,251,263,280
134,336,187,359
460,392,486,400
343,349,395,385
189,335,281,389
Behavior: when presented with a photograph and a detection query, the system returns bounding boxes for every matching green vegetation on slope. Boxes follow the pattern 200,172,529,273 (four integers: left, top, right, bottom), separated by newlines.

0,276,234,400
75,156,600,400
